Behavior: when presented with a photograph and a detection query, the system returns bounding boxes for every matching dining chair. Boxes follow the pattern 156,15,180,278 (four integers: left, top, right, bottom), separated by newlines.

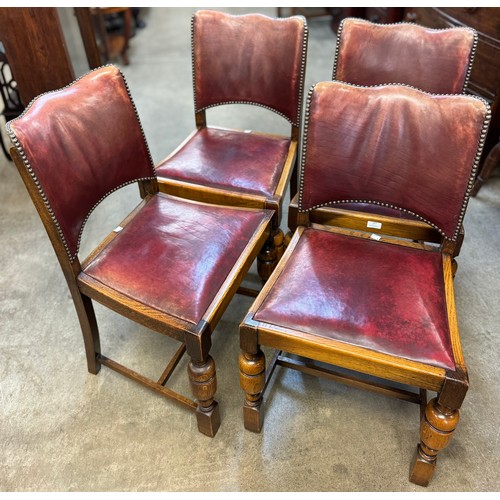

7,64,273,437
154,10,308,281
288,17,478,273
239,81,490,485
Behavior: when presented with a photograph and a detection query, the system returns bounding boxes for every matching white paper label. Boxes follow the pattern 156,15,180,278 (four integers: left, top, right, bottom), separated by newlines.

370,233,382,241
113,226,123,233
367,221,382,229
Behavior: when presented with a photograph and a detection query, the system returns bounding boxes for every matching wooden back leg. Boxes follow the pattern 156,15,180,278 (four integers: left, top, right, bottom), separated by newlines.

72,290,101,375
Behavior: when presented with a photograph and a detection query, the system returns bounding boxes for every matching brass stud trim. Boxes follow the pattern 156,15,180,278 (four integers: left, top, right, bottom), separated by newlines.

332,17,478,94
297,81,491,242
6,64,156,263
191,11,308,128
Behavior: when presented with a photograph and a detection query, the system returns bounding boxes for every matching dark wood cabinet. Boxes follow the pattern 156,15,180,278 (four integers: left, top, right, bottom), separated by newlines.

277,8,404,32
327,7,403,31
404,7,500,193
364,7,404,24
0,8,75,107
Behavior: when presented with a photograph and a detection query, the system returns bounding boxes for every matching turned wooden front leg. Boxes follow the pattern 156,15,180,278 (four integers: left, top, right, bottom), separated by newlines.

73,291,101,375
188,356,220,437
410,397,460,486
239,349,266,432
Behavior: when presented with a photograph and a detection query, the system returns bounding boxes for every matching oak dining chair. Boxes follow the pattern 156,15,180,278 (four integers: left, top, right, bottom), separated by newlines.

239,81,490,485
155,10,308,281
7,64,273,437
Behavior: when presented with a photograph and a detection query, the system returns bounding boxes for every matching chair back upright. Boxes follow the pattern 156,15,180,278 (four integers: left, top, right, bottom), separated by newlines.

333,17,477,94
7,65,156,263
298,81,490,242
192,10,308,128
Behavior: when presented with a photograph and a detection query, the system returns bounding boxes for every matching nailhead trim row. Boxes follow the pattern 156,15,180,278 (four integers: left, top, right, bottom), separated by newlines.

297,81,492,242
191,11,309,128
331,17,478,95
6,64,157,263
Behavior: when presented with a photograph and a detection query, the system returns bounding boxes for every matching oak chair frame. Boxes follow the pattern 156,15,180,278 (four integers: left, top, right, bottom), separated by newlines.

7,66,273,437
240,81,491,485
155,11,309,282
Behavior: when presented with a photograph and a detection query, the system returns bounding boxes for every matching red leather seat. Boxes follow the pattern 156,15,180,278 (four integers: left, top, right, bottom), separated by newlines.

156,127,290,199
254,228,455,371
82,194,270,325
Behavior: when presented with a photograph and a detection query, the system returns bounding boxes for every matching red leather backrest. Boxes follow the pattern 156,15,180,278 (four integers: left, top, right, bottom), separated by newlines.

299,82,489,240
333,18,476,94
8,65,155,261
192,10,307,127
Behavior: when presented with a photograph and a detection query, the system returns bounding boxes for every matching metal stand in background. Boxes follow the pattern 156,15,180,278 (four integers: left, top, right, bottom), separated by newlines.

0,44,23,161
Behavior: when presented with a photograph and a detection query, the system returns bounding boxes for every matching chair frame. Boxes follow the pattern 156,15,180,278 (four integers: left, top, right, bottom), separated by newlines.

8,66,273,437
156,11,309,281
240,82,491,485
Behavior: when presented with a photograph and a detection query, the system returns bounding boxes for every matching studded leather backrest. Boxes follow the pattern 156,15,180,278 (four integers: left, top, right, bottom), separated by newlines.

333,18,476,94
299,81,490,241
7,65,155,261
192,10,308,127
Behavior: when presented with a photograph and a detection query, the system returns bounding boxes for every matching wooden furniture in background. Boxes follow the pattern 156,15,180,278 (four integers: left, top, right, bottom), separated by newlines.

318,6,405,29
0,7,75,107
362,7,405,24
155,10,308,282
277,8,404,31
277,7,335,20
89,7,132,66
7,65,273,437
74,7,132,69
277,7,369,32
404,7,500,193
74,7,102,70
239,81,490,486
